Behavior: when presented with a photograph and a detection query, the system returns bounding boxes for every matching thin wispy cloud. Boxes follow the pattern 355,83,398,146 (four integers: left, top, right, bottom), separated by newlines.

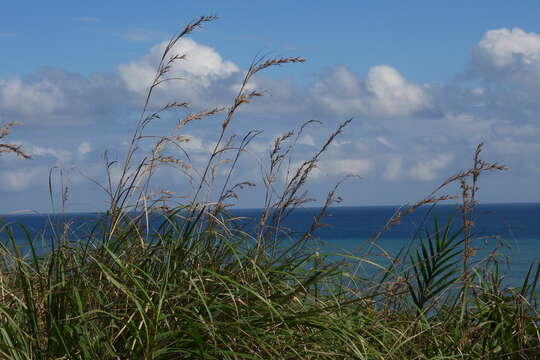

72,17,100,23
0,32,16,38
119,28,165,43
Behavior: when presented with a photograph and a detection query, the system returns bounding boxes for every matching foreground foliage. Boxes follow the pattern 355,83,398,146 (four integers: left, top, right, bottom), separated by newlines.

0,212,538,359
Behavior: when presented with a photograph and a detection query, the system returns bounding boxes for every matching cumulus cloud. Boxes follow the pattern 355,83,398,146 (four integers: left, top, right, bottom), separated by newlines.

0,67,131,125
0,75,63,118
409,153,454,181
311,65,430,118
471,28,540,94
0,39,242,126
118,38,239,104
472,28,540,71
0,38,432,129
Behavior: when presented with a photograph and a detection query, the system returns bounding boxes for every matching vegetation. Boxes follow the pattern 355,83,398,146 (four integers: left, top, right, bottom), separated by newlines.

0,16,538,359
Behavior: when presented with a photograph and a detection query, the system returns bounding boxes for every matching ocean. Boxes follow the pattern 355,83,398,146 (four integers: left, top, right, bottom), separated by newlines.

1,203,539,287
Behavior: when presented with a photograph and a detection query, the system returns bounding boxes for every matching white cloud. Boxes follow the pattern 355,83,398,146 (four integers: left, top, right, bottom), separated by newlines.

312,65,430,118
384,156,402,180
491,138,540,155
306,158,373,180
473,28,540,70
179,135,205,152
299,134,316,146
118,38,239,100
471,28,540,93
330,138,352,148
9,143,72,165
333,159,373,176
495,123,540,137
247,140,271,156
353,139,370,152
0,76,63,117
443,113,497,140
0,166,48,191
470,88,485,95
410,153,454,181
366,66,429,116
106,164,149,187
490,138,540,176
0,68,131,125
78,141,92,156
445,112,475,123
376,136,392,147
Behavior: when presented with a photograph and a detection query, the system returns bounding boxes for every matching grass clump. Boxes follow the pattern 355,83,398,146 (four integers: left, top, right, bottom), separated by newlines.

0,16,539,359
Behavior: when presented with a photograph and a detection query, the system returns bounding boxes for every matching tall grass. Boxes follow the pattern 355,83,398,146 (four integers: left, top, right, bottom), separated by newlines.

0,16,539,359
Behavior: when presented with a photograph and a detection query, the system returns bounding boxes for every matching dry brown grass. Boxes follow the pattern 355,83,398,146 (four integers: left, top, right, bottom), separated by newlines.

0,122,30,159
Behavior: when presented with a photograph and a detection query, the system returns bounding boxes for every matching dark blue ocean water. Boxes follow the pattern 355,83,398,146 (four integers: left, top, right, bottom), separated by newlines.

1,203,539,287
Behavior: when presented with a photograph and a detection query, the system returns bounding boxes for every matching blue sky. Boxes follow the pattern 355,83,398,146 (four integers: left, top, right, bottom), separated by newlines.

1,1,540,213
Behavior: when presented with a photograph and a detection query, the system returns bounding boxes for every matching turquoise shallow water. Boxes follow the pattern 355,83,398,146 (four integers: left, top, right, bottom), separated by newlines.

1,203,539,288
313,235,540,288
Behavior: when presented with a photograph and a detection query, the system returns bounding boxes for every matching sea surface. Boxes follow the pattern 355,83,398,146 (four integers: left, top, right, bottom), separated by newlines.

1,203,539,288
